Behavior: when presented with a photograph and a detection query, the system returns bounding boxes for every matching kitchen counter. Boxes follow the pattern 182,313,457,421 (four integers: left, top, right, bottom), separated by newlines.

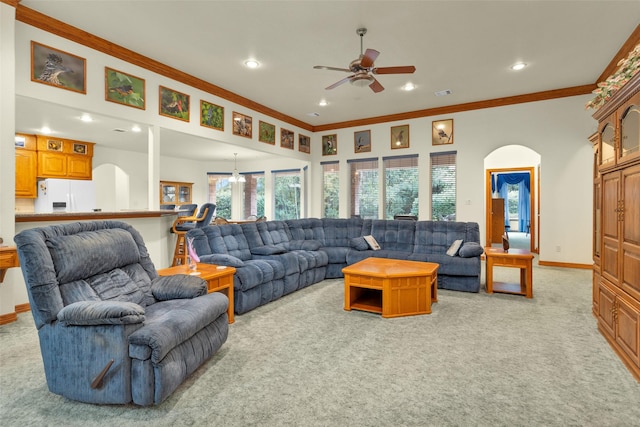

15,210,177,223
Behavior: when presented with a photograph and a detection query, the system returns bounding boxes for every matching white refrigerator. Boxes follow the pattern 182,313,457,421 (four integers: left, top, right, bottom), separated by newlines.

34,178,96,213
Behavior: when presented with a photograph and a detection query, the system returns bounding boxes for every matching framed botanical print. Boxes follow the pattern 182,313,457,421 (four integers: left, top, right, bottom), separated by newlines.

432,119,454,145
159,86,190,121
31,41,86,93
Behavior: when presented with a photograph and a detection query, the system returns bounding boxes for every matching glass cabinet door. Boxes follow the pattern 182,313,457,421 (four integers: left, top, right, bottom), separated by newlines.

178,185,191,203
601,123,616,165
162,184,176,202
621,104,640,159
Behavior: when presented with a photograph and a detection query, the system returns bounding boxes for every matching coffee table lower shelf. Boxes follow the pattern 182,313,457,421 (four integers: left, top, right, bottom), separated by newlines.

349,288,383,314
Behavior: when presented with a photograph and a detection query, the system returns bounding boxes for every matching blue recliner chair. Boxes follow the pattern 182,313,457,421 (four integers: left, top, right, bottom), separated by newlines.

14,220,229,406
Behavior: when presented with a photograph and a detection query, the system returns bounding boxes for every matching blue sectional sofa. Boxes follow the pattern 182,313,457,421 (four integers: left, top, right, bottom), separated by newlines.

188,218,483,314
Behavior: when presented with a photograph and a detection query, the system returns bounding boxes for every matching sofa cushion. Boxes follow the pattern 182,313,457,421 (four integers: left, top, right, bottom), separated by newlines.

459,242,484,258
364,235,381,250
368,219,415,252
446,239,463,256
199,254,245,267
350,236,369,251
250,245,288,255
57,300,145,326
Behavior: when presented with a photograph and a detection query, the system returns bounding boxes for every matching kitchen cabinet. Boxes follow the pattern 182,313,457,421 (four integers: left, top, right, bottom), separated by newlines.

36,136,94,180
160,181,193,207
15,133,37,198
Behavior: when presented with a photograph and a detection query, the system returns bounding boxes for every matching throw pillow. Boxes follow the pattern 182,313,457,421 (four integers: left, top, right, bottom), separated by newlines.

446,239,463,256
363,235,381,251
350,236,369,251
459,242,484,258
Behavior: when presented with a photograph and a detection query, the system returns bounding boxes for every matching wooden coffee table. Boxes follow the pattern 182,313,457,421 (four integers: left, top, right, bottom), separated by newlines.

342,258,439,318
158,263,236,323
484,247,534,298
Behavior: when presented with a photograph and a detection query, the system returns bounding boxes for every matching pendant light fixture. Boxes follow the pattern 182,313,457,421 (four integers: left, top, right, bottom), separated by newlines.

228,153,246,183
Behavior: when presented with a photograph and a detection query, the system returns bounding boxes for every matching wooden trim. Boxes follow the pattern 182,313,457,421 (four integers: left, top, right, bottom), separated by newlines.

313,85,595,132
16,210,177,223
0,311,18,326
15,303,30,313
538,260,592,269
0,0,20,8
15,5,314,132
596,24,640,84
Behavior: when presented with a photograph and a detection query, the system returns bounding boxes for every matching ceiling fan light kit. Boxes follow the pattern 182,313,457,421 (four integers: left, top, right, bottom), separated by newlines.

314,27,416,93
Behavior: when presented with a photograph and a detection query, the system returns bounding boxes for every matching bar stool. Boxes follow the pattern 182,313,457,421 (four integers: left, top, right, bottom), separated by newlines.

171,203,216,266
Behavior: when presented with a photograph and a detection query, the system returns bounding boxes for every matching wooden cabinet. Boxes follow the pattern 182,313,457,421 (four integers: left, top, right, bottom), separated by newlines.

592,71,640,382
160,181,192,207
15,133,37,198
36,136,94,180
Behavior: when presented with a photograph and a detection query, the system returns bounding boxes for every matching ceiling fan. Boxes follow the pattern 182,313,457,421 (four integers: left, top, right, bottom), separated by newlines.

313,28,416,93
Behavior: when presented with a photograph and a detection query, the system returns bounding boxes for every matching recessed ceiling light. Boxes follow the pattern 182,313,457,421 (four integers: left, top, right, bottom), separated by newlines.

319,100,328,106
41,126,52,134
131,125,141,132
80,113,92,122
244,59,260,69
402,83,415,91
511,62,527,71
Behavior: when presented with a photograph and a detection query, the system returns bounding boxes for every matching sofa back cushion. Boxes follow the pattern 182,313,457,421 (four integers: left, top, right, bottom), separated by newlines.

322,217,365,247
190,224,253,261
286,218,325,243
255,221,292,246
413,221,480,254
367,219,416,252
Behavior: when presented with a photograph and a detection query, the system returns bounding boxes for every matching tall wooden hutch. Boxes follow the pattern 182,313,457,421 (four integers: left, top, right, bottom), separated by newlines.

592,71,640,382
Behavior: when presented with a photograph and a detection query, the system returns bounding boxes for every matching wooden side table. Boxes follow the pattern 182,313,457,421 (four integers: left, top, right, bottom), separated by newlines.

0,246,20,283
484,247,534,298
158,263,236,323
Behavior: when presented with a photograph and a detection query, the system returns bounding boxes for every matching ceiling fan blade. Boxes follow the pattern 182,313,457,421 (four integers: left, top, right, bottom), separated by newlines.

314,65,352,73
326,75,355,90
372,65,416,74
369,78,384,93
360,49,380,68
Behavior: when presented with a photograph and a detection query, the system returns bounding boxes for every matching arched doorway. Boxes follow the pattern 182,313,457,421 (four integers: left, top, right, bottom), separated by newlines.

484,145,540,253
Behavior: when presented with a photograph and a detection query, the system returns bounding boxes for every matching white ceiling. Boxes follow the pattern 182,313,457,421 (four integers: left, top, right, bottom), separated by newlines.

15,0,640,161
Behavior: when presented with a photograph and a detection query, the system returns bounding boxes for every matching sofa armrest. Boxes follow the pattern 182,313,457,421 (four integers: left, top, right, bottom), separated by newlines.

151,275,207,300
57,301,145,326
199,254,246,267
250,244,288,255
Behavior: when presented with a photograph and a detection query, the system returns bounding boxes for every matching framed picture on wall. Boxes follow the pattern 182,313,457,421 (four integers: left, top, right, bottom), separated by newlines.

322,134,337,156
105,67,146,110
432,119,454,145
31,41,86,94
299,134,311,153
390,124,410,149
281,128,294,149
354,130,371,153
159,86,190,121
200,100,224,130
259,120,275,144
232,112,253,138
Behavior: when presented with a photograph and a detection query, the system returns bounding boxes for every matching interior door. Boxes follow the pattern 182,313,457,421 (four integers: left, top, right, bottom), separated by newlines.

491,198,505,243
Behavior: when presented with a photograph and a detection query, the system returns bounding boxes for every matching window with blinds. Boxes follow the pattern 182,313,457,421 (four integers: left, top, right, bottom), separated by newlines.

272,169,301,220
207,173,232,218
322,161,339,218
383,155,418,219
349,158,378,219
430,151,457,221
242,172,265,218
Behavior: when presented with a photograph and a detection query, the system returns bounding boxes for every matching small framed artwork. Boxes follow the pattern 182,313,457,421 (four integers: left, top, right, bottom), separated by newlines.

259,121,276,144
47,139,63,152
73,143,87,155
232,112,253,138
432,119,454,145
159,86,190,121
105,67,145,109
354,130,371,153
322,134,337,156
391,124,410,149
31,41,86,93
299,134,311,153
281,128,294,150
200,100,224,131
